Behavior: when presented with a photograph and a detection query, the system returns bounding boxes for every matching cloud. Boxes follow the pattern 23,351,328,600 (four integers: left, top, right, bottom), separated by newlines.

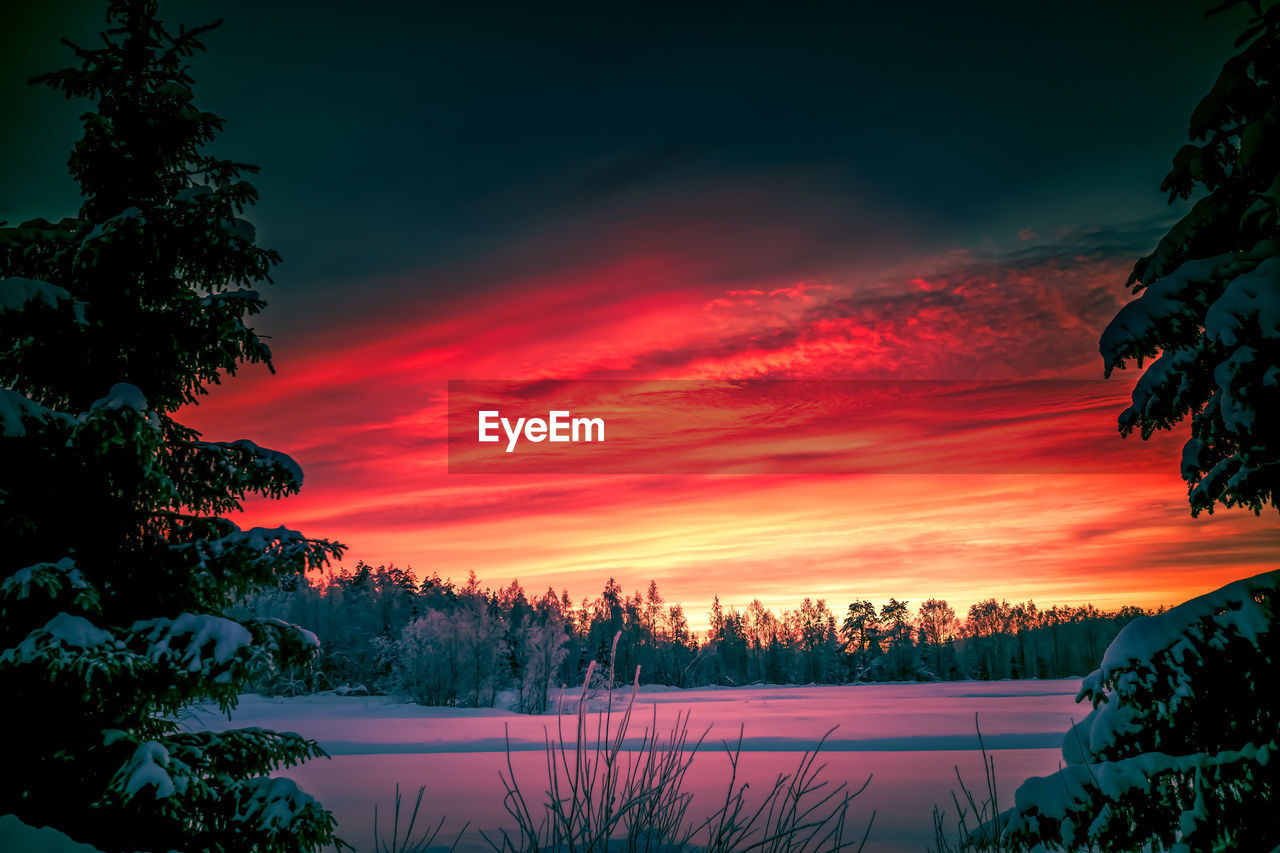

181,207,1279,625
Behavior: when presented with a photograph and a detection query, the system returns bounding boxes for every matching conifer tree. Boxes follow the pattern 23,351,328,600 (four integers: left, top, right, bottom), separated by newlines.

0,2,343,850
988,3,1280,849
1100,0,1279,516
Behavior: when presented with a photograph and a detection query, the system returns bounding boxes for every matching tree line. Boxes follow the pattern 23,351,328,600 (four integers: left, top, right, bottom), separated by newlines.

234,561,1157,712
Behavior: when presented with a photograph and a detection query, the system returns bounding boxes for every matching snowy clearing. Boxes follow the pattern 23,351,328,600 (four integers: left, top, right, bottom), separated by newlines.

179,679,1085,852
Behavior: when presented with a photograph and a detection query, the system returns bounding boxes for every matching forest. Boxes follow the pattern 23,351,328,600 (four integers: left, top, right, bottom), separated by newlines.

234,562,1155,713
3,0,1275,848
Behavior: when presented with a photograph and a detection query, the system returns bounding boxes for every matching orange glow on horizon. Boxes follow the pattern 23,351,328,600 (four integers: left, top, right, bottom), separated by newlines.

180,219,1280,629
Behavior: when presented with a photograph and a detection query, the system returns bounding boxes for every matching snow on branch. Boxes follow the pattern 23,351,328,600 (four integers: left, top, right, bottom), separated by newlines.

76,384,166,445
196,438,304,491
198,288,261,308
131,613,253,679
1129,196,1235,289
240,617,322,671
1101,251,1240,374
0,276,84,323
0,388,76,438
79,206,143,245
10,612,116,657
236,776,327,834
2,608,313,708
171,524,341,593
1205,254,1280,348
117,741,179,799
998,570,1279,851
89,382,150,413
0,557,100,616
1095,569,1275,680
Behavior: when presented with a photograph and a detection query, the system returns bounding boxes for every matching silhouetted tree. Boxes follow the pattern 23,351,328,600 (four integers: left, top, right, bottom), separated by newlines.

916,598,959,678
1000,4,1280,849
239,569,1153,695
1100,0,1280,517
841,599,882,680
879,598,917,680
744,598,778,682
0,3,341,850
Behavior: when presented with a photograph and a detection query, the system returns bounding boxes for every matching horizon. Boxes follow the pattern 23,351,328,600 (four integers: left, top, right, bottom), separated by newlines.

315,558,1180,636
4,2,1278,851
4,0,1277,637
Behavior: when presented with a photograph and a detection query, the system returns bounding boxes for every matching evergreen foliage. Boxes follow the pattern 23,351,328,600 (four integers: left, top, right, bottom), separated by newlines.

1101,0,1280,516
953,4,1280,849
975,572,1278,853
238,566,1150,702
0,2,342,850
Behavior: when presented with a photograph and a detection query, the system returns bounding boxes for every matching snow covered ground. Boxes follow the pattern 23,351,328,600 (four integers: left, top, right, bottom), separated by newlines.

180,679,1086,852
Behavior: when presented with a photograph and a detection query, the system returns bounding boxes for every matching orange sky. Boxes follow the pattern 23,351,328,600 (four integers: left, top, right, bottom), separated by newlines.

180,220,1280,630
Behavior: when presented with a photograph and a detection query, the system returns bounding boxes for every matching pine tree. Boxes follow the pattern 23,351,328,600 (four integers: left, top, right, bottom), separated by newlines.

999,571,1278,852
840,599,881,680
1100,0,1280,516
989,3,1280,850
0,2,344,850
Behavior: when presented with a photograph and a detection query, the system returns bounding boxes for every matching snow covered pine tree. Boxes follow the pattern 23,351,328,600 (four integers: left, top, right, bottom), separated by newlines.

985,2,1279,851
1101,0,1279,518
0,3,344,851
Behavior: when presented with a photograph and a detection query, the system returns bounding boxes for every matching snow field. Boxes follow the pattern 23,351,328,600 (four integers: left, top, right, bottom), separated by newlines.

186,679,1085,852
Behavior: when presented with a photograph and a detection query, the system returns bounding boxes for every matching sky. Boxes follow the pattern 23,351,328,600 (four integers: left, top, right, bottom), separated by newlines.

2,0,1277,627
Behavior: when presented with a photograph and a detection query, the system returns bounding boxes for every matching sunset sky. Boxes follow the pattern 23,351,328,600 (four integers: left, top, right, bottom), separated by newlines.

3,0,1277,627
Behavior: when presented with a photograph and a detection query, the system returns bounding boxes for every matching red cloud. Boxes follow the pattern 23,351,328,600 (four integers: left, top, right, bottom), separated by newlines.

181,190,1279,625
